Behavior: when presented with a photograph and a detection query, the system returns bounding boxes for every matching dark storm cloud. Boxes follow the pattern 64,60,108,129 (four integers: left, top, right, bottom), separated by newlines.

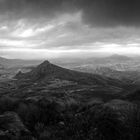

0,0,77,21
1,0,140,27
79,0,140,27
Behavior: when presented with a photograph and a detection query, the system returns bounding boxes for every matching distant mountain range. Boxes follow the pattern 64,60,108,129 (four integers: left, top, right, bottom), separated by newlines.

0,57,42,68
0,54,137,68
70,54,140,73
93,54,132,64
105,54,132,61
0,54,132,66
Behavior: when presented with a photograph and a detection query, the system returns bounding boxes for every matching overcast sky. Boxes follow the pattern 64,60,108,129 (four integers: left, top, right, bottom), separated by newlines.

1,0,140,59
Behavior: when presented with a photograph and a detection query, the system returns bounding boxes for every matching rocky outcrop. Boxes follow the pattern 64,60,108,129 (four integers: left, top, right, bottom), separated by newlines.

0,112,30,139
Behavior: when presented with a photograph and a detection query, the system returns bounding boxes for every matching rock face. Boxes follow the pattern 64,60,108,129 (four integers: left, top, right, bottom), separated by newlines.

0,112,30,139
14,71,23,79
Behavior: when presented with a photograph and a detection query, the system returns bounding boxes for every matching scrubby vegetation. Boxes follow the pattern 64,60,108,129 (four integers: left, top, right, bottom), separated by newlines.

0,95,140,140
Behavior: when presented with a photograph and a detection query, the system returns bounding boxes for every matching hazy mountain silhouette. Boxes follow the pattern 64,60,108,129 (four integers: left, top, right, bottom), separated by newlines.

93,54,132,64
107,54,132,61
0,56,42,67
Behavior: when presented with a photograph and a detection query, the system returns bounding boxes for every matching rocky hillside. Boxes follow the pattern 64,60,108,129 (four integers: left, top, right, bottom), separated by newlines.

15,60,126,87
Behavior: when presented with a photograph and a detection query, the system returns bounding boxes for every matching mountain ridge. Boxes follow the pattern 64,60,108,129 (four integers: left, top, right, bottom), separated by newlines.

14,60,127,88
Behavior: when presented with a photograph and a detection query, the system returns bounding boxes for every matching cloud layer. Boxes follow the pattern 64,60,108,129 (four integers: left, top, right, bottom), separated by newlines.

1,0,140,26
0,0,140,59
